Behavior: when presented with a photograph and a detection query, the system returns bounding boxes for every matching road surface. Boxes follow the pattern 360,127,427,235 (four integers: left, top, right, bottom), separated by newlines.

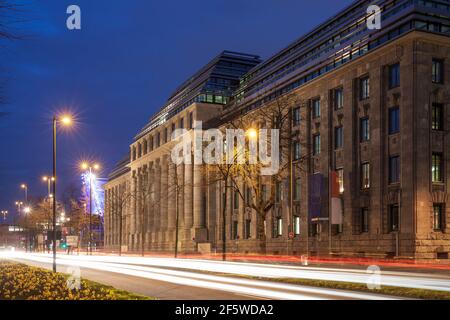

3,252,445,300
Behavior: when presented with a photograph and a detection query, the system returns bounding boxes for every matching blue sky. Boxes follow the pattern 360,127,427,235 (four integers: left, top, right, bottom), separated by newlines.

0,0,353,220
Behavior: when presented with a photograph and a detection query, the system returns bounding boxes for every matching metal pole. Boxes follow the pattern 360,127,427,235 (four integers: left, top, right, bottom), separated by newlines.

52,116,57,272
89,167,93,255
328,167,332,256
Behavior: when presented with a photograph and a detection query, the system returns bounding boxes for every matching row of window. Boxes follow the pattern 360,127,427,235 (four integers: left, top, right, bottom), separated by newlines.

132,112,194,160
233,203,446,239
292,58,444,127
361,203,446,234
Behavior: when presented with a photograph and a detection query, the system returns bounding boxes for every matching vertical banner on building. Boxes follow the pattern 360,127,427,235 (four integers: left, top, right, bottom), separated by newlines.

308,173,324,220
330,171,343,225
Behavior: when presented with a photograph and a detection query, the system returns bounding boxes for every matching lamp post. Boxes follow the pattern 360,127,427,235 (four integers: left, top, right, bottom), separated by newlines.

20,184,28,203
81,162,100,255
51,114,72,272
1,210,7,221
23,206,31,252
42,176,55,199
15,201,23,228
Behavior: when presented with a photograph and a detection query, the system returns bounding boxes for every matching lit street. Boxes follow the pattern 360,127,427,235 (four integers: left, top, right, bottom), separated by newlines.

5,252,450,300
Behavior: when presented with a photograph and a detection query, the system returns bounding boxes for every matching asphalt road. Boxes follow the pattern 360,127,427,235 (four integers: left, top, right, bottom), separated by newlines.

2,252,436,300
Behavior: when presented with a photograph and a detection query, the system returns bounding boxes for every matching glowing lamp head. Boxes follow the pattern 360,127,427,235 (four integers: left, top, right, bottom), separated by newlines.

23,207,31,214
247,128,258,140
93,163,100,171
81,162,89,170
20,184,27,189
42,176,48,182
60,115,72,126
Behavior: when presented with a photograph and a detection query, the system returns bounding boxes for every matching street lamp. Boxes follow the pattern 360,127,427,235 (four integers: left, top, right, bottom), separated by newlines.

80,161,100,255
15,201,23,228
42,176,55,199
20,184,28,203
1,210,7,221
51,114,73,272
23,206,31,252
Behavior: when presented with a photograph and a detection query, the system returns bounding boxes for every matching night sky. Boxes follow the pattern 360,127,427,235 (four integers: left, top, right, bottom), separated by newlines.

0,0,353,222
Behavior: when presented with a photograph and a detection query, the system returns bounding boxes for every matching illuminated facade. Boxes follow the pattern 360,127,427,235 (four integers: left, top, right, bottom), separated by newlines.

105,0,450,259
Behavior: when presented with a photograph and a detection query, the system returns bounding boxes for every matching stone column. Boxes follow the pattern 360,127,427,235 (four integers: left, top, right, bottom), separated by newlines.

167,161,176,247
192,164,207,242
184,163,193,242
177,164,185,249
160,156,169,248
130,171,137,249
154,160,162,247
147,163,155,241
136,168,143,251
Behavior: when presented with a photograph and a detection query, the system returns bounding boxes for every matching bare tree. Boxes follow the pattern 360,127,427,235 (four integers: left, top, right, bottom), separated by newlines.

211,93,309,254
0,0,23,116
108,182,132,256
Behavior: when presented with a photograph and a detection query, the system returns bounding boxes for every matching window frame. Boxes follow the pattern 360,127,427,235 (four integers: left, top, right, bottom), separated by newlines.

335,126,343,150
433,203,445,232
432,152,443,183
294,216,301,235
432,59,444,84
389,204,400,232
389,106,400,135
432,103,444,131
360,76,370,100
293,107,301,126
361,207,369,233
361,162,371,190
334,87,344,110
313,134,321,155
312,98,321,119
389,63,400,89
360,117,370,142
389,155,400,184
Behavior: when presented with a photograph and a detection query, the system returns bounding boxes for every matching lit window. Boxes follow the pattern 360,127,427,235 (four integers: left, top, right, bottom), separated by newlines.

360,77,370,100
433,204,444,231
312,98,321,118
294,141,301,160
293,107,301,126
313,134,321,155
294,216,301,235
360,117,370,142
361,162,370,189
432,103,444,131
274,217,283,237
334,88,344,109
432,153,443,183
337,168,344,194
